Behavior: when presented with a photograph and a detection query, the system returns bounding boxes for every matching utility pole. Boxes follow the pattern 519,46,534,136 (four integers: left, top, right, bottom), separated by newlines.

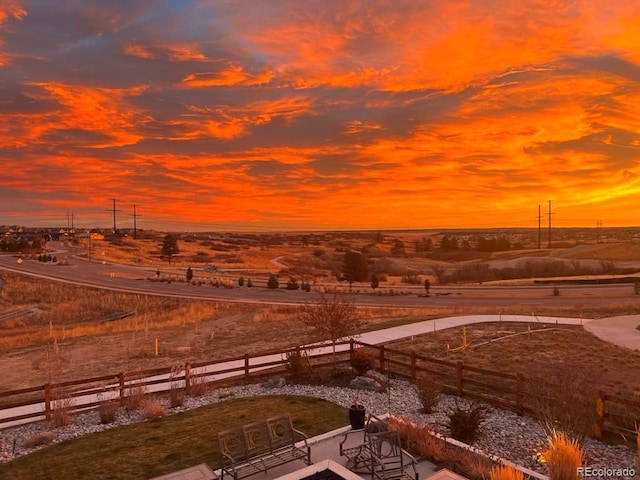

131,205,141,240
597,220,602,244
547,200,553,248
108,199,122,235
537,204,542,249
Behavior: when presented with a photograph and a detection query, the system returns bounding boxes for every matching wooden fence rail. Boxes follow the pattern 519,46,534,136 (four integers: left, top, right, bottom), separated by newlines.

350,339,639,443
0,338,637,446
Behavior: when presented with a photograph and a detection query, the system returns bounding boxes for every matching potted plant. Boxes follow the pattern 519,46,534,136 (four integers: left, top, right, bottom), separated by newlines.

349,395,366,430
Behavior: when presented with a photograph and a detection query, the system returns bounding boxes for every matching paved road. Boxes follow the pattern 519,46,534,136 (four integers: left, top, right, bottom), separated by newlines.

1,252,639,308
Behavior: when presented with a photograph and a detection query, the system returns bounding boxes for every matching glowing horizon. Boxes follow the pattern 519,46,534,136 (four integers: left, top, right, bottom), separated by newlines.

1,1,640,231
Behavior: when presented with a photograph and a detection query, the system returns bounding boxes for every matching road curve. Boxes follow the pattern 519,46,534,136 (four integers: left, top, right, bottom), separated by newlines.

1,251,639,309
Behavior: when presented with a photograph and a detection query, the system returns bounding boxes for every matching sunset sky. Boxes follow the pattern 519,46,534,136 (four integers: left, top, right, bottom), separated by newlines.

1,1,640,231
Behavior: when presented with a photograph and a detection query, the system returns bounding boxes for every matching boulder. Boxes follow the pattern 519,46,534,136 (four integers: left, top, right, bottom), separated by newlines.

349,376,384,392
263,375,286,389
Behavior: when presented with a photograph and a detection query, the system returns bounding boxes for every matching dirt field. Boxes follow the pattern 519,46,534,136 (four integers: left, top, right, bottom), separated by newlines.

391,322,640,398
2,234,640,393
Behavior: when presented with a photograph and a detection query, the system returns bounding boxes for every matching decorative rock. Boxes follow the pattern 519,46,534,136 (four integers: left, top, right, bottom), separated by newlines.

348,376,384,392
0,371,636,480
263,376,286,389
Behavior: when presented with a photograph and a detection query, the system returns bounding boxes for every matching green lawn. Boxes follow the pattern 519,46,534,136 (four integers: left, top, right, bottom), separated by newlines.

0,396,347,480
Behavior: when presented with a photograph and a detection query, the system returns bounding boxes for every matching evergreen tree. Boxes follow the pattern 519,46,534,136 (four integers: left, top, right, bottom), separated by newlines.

267,274,279,289
161,234,179,263
342,250,369,290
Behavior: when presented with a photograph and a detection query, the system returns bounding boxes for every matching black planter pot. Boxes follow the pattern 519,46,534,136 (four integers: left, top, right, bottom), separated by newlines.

348,405,366,430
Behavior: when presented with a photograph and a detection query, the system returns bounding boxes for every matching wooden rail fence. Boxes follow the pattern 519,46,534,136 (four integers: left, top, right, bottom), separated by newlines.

0,339,637,445
350,340,640,443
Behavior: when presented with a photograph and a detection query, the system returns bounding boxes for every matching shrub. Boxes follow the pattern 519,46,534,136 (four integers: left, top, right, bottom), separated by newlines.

489,465,524,480
286,348,310,377
50,390,73,427
24,431,55,448
125,382,147,411
447,403,487,444
98,401,119,424
170,388,185,408
247,278,253,287
350,348,374,375
416,376,441,414
238,276,245,286
542,431,585,480
388,417,494,479
169,366,185,408
525,361,595,439
141,397,166,419
286,277,300,290
267,274,279,289
188,374,210,397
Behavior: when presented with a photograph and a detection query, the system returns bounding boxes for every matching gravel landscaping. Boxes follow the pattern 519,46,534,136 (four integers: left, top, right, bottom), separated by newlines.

0,373,637,480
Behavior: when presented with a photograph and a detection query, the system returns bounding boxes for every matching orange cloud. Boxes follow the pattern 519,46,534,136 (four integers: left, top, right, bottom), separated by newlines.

182,65,273,87
123,43,209,62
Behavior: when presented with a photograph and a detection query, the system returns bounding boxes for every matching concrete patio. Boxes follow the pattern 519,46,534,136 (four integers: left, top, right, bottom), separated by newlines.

151,424,441,480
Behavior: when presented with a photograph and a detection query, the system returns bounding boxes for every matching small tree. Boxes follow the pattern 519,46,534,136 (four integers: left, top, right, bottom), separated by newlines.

267,274,279,289
161,234,179,264
286,277,299,290
300,293,363,367
424,279,430,296
186,267,193,282
238,276,245,287
370,274,379,290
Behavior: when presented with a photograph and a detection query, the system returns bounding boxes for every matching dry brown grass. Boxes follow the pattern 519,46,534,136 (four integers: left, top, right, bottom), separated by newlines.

98,401,119,424
125,382,147,411
24,431,56,449
391,322,640,397
188,373,210,397
141,397,166,419
542,431,585,480
388,416,494,479
0,272,238,352
50,390,74,427
489,465,525,480
636,425,639,468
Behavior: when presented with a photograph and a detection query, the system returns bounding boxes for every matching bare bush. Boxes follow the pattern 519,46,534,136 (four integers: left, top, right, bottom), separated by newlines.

524,361,596,440
188,373,210,397
286,348,310,377
350,348,374,375
24,431,56,448
447,402,487,444
98,401,119,424
169,366,185,408
50,389,74,427
416,376,441,414
141,397,166,419
125,382,147,411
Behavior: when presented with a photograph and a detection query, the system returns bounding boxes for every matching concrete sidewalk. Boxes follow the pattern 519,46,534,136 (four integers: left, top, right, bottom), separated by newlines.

355,313,588,345
583,314,640,351
354,313,640,351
